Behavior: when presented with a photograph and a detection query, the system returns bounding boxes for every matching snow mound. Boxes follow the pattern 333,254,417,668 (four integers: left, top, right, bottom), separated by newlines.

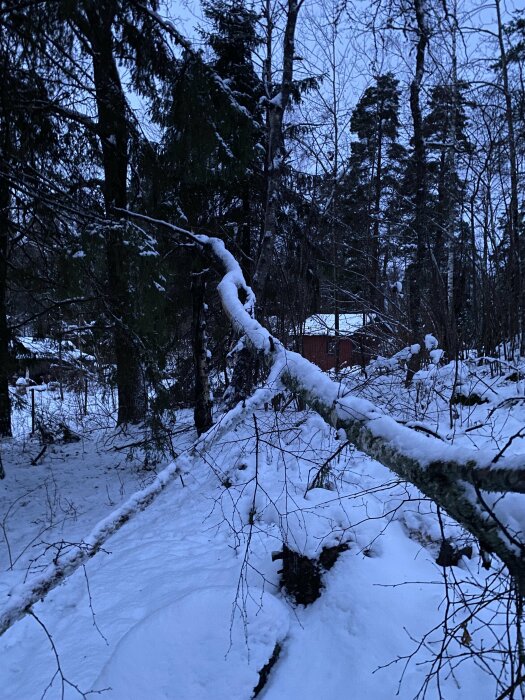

93,586,290,700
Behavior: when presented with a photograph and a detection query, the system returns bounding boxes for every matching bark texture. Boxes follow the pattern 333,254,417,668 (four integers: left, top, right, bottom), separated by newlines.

405,0,428,385
0,50,12,442
0,170,11,443
82,1,147,424
192,273,213,435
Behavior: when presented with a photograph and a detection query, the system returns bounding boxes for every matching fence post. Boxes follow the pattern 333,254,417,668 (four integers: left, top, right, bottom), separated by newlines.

31,389,35,434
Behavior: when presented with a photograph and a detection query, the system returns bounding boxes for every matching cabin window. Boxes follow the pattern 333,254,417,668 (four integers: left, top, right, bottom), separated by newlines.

327,338,338,355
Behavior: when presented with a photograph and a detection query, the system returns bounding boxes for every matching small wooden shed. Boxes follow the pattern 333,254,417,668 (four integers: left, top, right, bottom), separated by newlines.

301,314,374,371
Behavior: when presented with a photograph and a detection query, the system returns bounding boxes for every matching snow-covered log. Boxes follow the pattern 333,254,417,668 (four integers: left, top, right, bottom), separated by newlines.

121,213,525,590
0,457,190,637
200,227,525,509
0,356,283,639
116,209,525,591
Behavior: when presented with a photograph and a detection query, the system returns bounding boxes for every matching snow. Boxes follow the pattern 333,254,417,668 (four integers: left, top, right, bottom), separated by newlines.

429,348,444,364
0,372,522,699
303,313,374,336
94,587,289,699
424,333,439,350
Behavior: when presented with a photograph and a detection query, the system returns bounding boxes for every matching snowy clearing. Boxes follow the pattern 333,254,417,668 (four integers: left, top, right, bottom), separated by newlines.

2,357,525,699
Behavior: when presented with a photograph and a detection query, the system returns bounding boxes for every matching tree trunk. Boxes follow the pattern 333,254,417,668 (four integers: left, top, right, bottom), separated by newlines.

240,189,252,284
444,4,459,359
371,109,383,312
119,211,525,596
0,176,11,441
85,2,147,424
0,51,12,440
495,0,522,353
252,0,302,307
192,273,213,435
405,0,428,386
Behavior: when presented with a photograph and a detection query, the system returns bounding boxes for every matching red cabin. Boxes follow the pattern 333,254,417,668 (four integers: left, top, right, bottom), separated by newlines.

300,314,373,371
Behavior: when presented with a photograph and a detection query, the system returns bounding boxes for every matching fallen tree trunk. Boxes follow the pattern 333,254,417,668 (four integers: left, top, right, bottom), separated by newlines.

3,209,525,635
121,212,525,591
118,212,525,592
0,374,282,638
0,457,188,637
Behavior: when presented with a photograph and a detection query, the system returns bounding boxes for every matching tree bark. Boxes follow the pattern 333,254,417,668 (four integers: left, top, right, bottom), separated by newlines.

445,2,459,359
371,104,383,312
83,1,147,424
0,177,10,443
405,0,428,385
284,371,525,592
0,50,12,442
252,0,302,307
192,273,213,435
495,0,522,353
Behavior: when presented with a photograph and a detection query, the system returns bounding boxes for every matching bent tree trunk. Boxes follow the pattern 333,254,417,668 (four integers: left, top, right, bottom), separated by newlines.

191,224,525,594
121,210,525,597
84,2,147,424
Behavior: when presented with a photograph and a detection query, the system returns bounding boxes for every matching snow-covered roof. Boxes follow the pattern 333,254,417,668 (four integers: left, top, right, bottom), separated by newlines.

302,314,373,337
14,337,95,363
15,337,62,358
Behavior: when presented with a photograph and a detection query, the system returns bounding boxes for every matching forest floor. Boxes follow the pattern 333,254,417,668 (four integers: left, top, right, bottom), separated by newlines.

1,356,525,699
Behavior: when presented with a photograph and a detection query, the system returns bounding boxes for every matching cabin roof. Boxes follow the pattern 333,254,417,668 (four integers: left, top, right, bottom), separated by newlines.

13,337,94,363
302,314,374,337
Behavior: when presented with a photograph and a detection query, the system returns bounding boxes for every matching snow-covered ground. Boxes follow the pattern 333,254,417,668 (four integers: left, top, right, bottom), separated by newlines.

1,357,524,699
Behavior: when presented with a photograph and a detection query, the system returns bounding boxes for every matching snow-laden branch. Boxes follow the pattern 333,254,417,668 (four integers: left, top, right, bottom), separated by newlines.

119,210,525,589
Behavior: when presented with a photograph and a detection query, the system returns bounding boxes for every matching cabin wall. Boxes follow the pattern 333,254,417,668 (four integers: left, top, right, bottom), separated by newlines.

302,335,353,371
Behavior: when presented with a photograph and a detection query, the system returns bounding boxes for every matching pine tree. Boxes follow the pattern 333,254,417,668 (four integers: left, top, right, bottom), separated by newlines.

161,0,264,247
342,74,406,316
423,81,472,353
